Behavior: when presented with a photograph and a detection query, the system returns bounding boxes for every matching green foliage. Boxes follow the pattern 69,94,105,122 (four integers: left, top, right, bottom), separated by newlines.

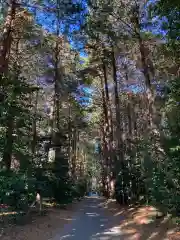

115,77,180,215
0,171,36,210
0,0,179,226
68,178,87,200
150,0,180,56
152,77,180,214
0,0,89,217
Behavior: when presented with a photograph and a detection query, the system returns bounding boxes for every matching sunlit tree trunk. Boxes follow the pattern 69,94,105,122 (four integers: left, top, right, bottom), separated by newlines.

102,60,115,189
102,59,114,144
100,73,112,196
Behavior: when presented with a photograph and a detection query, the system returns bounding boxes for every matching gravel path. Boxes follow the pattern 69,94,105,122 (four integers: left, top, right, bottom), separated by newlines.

52,197,123,240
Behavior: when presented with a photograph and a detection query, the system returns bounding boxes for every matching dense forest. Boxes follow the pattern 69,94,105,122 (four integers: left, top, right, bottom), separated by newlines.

0,0,179,220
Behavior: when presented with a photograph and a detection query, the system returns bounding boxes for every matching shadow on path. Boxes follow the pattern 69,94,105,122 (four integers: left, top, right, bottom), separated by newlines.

52,197,176,240
52,197,125,240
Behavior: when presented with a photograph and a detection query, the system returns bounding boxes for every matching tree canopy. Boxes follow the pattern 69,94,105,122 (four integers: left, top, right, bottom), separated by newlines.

0,0,180,220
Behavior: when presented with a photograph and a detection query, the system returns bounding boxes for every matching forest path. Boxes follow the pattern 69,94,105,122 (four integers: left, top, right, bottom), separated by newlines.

1,197,177,240
52,197,177,240
52,196,123,240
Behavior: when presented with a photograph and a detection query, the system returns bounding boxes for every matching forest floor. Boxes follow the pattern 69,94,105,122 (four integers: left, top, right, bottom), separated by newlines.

0,200,80,240
103,199,178,240
0,197,179,240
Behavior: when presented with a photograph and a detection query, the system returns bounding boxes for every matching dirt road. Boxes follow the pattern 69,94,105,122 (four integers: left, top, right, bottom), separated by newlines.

52,197,123,240
52,197,177,240
2,197,176,240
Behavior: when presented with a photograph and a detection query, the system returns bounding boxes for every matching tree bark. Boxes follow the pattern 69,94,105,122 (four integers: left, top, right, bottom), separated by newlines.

102,59,114,143
72,128,77,179
2,35,20,171
32,90,38,155
111,48,124,166
2,113,14,170
0,0,17,79
100,123,110,197
133,6,155,128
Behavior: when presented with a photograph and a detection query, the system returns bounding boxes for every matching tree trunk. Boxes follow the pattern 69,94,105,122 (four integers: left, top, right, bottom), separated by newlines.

112,47,127,203
71,128,77,180
102,59,114,143
2,35,20,171
127,94,132,148
2,113,14,170
52,2,62,165
0,0,17,79
111,48,124,166
32,90,38,155
100,123,110,197
100,74,111,195
68,100,73,175
133,6,155,129
133,6,167,157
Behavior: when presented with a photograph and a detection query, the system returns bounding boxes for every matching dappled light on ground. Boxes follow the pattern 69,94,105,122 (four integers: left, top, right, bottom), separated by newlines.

1,197,178,240
1,202,79,240
52,197,177,240
104,199,177,240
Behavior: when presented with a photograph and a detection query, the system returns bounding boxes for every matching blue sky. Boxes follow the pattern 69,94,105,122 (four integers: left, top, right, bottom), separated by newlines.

28,0,87,56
